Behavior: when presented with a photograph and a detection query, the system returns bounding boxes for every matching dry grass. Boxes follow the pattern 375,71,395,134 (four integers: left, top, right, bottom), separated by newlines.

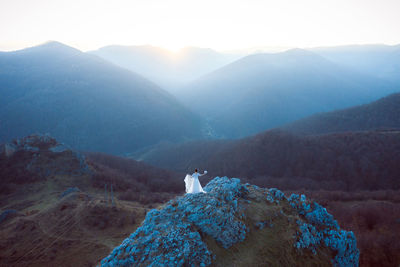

205,188,333,267
0,173,150,267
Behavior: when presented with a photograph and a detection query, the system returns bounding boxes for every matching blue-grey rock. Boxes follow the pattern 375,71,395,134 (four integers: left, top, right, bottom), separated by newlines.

49,143,70,153
101,177,247,266
101,177,359,267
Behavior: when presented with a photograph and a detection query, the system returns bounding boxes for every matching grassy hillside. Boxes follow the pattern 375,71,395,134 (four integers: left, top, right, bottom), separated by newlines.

1,135,398,266
139,130,400,191
299,190,400,266
0,135,182,266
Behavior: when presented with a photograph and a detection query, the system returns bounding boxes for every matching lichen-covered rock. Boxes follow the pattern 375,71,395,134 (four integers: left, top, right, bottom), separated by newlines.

306,202,339,229
294,221,323,254
288,193,359,266
324,229,359,267
266,188,285,204
101,177,247,267
49,143,70,153
101,177,359,267
288,193,310,215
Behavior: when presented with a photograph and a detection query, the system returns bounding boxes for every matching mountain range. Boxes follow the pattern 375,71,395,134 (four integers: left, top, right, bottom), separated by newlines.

89,43,400,138
89,45,241,90
175,48,397,138
1,41,400,153
0,41,203,154
311,44,400,82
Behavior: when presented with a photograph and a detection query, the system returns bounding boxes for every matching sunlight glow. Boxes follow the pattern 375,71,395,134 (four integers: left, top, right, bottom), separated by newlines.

0,0,399,51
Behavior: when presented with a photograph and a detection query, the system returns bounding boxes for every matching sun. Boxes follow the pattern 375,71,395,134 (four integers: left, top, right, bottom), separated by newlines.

158,43,184,53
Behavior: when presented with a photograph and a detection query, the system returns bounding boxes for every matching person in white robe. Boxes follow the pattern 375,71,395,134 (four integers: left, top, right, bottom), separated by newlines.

184,169,207,194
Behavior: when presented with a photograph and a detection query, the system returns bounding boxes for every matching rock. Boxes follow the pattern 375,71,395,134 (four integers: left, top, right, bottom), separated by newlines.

6,134,92,177
11,134,56,151
49,143,70,153
100,177,359,267
288,193,359,266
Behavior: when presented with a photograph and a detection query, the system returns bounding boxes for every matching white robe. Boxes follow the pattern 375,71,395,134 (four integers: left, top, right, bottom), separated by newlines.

184,172,207,194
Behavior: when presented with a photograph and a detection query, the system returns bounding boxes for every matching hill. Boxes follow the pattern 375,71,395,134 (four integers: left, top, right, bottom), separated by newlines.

0,41,203,154
1,135,398,266
311,44,400,82
134,130,400,266
283,93,400,135
0,134,183,266
101,177,359,266
89,45,241,90
138,130,400,191
176,49,397,138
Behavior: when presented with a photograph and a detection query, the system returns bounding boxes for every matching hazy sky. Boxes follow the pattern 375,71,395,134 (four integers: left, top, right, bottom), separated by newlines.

1,0,399,52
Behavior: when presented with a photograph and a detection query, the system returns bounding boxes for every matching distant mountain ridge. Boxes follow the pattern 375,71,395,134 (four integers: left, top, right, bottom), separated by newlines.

89,45,241,90
2,41,400,154
176,48,397,138
311,44,400,82
283,93,400,135
0,41,203,154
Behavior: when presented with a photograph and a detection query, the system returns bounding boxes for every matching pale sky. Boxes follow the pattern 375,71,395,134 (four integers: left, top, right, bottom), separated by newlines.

0,0,399,52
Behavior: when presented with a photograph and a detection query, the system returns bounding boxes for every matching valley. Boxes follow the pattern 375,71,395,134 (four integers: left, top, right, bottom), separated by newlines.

1,41,400,267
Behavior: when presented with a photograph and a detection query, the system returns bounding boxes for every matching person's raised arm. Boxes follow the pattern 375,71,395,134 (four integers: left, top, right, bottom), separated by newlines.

199,170,208,176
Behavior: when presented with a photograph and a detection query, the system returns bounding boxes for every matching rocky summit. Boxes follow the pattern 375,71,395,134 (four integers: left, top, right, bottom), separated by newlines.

0,134,90,179
100,177,359,267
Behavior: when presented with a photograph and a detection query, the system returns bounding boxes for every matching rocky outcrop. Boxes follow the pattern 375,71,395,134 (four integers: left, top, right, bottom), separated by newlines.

100,177,359,267
5,134,72,153
0,134,91,181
